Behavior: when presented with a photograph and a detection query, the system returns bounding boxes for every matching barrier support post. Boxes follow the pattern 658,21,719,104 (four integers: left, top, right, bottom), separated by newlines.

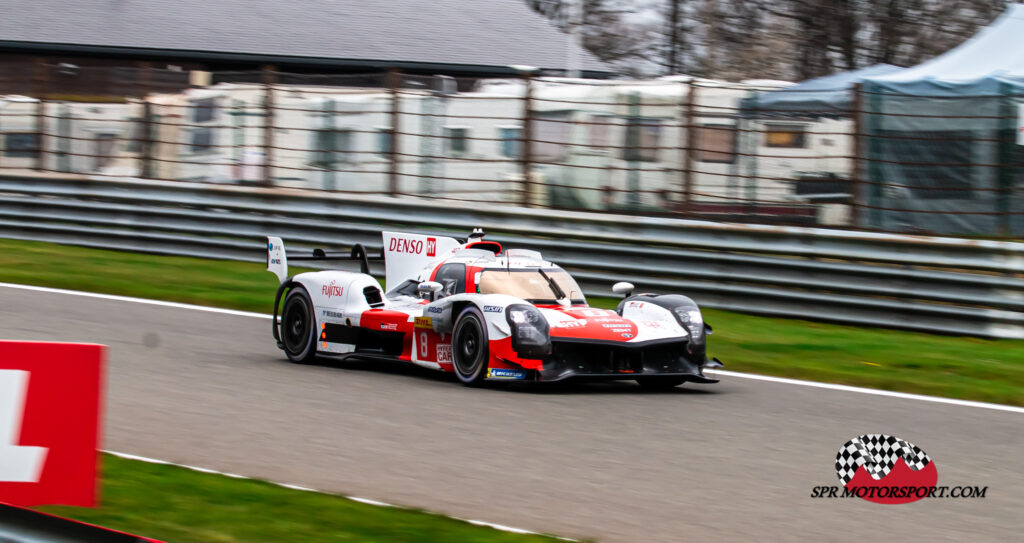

388,68,401,197
262,65,276,187
682,79,697,214
520,71,534,207
851,83,864,228
33,57,48,172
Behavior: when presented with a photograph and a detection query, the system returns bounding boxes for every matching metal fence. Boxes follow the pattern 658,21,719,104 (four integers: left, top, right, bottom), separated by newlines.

1,174,1022,339
0,65,1021,237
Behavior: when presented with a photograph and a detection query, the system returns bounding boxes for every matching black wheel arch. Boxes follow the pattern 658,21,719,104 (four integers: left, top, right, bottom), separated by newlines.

272,277,296,348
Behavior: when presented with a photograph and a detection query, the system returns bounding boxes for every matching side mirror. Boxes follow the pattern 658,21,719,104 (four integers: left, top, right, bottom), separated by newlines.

417,281,443,301
612,282,634,297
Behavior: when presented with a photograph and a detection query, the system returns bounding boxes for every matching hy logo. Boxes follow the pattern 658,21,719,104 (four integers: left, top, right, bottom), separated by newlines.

835,434,937,504
426,237,437,257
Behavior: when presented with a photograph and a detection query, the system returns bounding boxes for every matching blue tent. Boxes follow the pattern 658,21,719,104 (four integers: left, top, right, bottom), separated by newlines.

745,64,903,117
857,5,1024,236
864,5,1024,97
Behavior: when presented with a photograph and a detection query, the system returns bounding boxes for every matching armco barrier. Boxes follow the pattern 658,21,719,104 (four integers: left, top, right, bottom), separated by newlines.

0,174,1022,339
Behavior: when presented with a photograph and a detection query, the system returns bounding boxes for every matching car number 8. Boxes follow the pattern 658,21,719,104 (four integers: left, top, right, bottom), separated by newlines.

419,331,428,358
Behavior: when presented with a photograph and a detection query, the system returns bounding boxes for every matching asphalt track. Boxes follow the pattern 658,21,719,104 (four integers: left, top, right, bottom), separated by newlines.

2,285,1022,542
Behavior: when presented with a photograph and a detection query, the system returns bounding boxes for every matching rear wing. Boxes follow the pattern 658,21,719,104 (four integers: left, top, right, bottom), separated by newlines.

382,231,462,290
266,236,385,284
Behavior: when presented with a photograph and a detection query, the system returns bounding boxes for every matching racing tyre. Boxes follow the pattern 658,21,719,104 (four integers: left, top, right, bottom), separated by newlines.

281,286,317,364
453,306,489,386
636,377,685,390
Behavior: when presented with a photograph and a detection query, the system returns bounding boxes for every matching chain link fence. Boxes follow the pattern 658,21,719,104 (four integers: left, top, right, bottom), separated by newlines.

1,65,1021,236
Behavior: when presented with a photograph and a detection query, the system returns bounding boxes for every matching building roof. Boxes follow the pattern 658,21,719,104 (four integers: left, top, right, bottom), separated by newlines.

0,0,612,76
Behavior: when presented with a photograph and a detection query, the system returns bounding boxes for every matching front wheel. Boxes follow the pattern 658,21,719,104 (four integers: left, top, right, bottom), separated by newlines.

281,286,317,364
452,307,489,386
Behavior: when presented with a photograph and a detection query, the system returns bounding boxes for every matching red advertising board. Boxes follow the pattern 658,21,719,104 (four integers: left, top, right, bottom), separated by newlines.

0,341,104,507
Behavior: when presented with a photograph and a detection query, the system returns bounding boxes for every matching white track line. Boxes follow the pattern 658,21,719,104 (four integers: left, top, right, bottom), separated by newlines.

714,370,1024,415
4,282,1022,416
0,282,271,319
103,450,570,540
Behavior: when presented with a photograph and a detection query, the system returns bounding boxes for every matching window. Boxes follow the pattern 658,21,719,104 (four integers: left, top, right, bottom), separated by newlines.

4,133,39,158
498,127,521,158
123,119,142,153
697,124,737,163
623,117,661,162
531,111,572,161
190,128,214,154
589,115,614,149
94,133,118,170
190,97,218,124
377,128,392,157
433,263,466,297
477,268,586,304
879,130,974,199
312,129,354,166
444,127,469,157
764,124,806,148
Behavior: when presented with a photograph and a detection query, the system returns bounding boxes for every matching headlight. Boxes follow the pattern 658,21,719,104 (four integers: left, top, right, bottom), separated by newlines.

673,307,704,344
506,304,551,358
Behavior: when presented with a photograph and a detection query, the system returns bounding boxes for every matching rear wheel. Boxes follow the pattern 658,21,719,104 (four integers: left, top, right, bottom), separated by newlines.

453,307,488,386
636,377,685,390
281,286,317,364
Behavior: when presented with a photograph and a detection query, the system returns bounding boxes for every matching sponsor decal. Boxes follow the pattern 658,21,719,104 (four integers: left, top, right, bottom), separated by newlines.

268,242,273,250
602,323,632,329
270,258,281,265
621,333,634,338
380,323,398,331
436,344,453,363
426,237,437,257
414,316,433,329
322,310,345,319
810,434,986,503
427,306,443,314
388,237,424,254
627,301,643,308
554,320,586,329
483,305,503,313
594,317,626,323
322,280,343,298
640,321,662,328
487,368,527,380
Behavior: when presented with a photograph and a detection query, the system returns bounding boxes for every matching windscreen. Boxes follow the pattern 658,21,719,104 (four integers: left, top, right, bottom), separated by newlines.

477,268,586,304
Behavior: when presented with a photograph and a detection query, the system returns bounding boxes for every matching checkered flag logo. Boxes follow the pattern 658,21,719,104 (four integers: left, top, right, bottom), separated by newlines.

835,434,931,485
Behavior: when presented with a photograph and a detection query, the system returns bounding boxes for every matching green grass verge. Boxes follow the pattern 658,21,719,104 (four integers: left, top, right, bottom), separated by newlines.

2,238,1022,406
40,454,560,543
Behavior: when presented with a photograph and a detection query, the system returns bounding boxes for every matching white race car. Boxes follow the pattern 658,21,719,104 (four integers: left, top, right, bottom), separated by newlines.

267,229,722,388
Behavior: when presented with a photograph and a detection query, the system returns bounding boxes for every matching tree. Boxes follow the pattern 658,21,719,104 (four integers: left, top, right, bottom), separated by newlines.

525,0,1008,81
525,0,651,75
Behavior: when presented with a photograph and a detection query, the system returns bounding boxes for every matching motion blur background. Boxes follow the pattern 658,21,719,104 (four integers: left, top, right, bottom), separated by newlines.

0,0,1021,237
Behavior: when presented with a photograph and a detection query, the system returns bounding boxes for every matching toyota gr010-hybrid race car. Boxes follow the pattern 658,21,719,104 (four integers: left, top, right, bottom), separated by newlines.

267,229,722,388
